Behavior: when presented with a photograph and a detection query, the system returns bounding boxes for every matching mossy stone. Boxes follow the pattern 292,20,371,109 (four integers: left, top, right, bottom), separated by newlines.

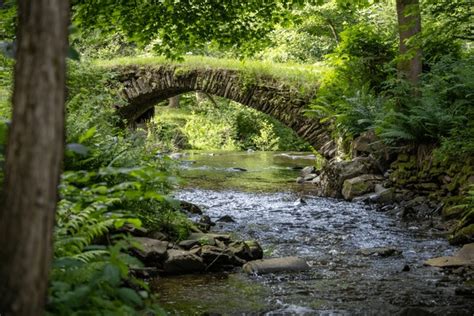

449,224,474,245
442,205,467,220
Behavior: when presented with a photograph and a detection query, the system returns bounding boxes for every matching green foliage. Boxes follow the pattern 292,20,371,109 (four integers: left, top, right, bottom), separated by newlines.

422,0,473,61
377,55,473,154
49,239,165,316
448,185,474,244
50,166,169,315
145,117,190,152
0,0,17,41
260,1,348,63
72,0,305,59
250,120,281,151
0,54,12,119
154,92,309,152
311,86,385,139
47,61,195,314
326,23,396,92
308,22,395,141
71,29,137,60
183,112,239,150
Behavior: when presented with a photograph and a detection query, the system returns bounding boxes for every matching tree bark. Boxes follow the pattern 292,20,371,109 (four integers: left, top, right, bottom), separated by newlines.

168,95,180,108
396,0,422,85
0,0,70,315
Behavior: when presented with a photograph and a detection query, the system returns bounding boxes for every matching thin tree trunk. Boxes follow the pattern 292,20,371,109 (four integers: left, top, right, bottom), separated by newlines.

0,0,69,315
168,95,180,108
326,18,339,44
396,0,422,85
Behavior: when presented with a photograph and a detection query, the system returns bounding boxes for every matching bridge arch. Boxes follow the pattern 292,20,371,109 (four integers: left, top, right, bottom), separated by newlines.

114,65,336,158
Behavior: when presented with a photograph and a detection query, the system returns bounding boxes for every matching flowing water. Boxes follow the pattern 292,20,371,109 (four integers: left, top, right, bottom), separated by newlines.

154,151,473,315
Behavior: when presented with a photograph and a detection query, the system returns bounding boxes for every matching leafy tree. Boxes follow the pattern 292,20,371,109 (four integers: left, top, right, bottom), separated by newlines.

72,0,305,59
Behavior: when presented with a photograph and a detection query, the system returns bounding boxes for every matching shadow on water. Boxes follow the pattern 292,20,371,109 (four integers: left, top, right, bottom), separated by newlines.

154,151,473,315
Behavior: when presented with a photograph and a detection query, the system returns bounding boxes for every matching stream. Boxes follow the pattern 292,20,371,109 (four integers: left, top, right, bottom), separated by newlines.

154,151,473,315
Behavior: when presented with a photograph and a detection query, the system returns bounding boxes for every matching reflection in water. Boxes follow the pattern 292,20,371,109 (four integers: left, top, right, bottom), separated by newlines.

177,151,317,192
155,151,471,315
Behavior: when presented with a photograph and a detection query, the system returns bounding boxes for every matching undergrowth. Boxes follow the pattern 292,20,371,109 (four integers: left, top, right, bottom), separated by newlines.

148,93,310,152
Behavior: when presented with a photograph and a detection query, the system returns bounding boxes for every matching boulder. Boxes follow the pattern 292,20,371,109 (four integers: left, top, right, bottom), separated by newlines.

197,215,215,232
216,215,236,223
424,243,474,267
449,224,474,245
342,174,384,200
188,233,231,245
131,237,169,264
301,166,316,177
373,185,395,204
178,239,200,249
244,240,263,260
243,257,310,274
115,223,148,237
163,249,205,274
228,241,254,261
358,247,401,257
224,240,263,262
146,231,169,241
200,245,244,268
353,186,394,204
179,200,203,215
199,215,215,226
303,173,318,182
316,157,379,198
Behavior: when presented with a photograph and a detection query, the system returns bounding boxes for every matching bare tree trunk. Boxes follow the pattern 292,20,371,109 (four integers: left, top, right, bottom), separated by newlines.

326,18,339,44
396,0,422,85
0,0,69,315
168,95,180,108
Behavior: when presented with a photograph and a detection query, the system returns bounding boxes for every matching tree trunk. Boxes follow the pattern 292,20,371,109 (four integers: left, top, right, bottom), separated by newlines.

0,1,69,315
396,0,422,85
168,95,180,108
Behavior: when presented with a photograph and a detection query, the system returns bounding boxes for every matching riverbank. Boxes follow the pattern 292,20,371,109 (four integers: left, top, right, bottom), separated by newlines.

296,133,474,247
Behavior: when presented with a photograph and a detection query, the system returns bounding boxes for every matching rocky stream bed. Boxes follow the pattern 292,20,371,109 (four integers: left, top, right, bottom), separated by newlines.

146,151,474,315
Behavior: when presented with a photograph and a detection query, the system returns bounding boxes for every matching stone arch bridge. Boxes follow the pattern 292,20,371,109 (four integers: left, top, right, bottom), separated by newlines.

114,65,336,158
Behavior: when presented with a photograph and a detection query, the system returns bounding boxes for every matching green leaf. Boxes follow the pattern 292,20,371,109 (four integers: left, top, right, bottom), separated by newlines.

79,126,97,143
116,287,143,307
52,257,84,269
103,264,121,286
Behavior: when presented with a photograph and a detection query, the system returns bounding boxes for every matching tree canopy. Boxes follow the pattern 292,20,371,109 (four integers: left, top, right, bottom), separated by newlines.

72,0,307,58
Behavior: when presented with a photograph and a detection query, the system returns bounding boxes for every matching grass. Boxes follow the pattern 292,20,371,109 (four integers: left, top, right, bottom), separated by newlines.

93,55,326,94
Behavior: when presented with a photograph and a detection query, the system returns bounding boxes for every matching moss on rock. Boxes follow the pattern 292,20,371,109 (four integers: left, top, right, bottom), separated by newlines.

449,224,474,245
